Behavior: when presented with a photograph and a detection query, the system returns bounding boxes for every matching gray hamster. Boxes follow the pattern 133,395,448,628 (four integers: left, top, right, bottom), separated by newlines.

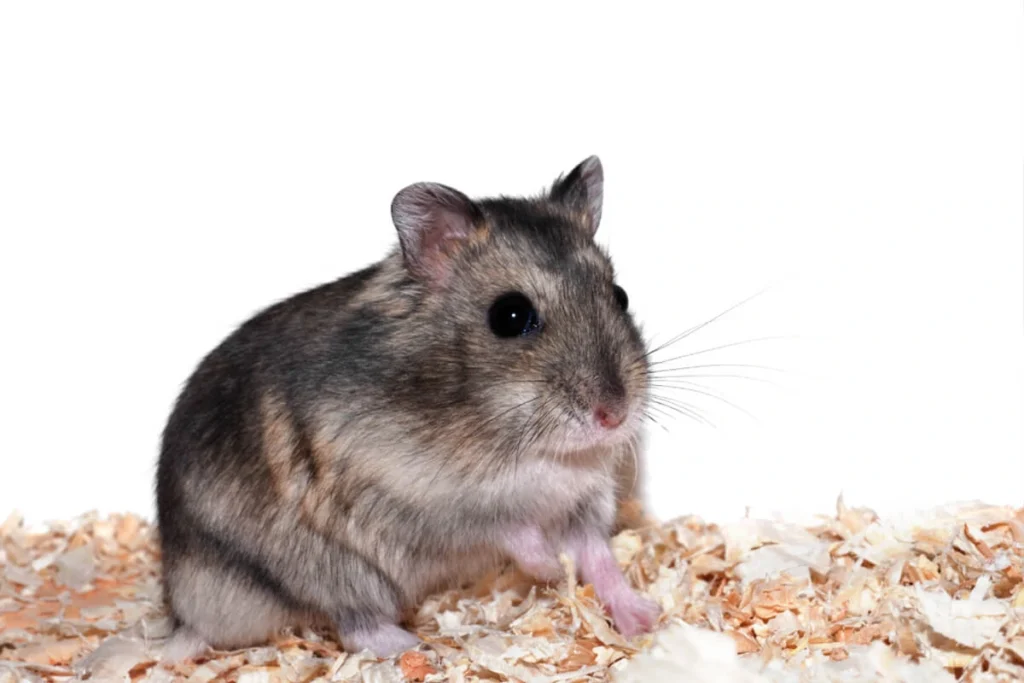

155,156,660,660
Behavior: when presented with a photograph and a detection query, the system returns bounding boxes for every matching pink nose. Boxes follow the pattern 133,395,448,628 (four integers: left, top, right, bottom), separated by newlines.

594,405,625,429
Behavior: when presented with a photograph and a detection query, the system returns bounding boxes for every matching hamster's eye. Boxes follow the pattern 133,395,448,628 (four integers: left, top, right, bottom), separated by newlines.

612,284,629,312
488,292,540,338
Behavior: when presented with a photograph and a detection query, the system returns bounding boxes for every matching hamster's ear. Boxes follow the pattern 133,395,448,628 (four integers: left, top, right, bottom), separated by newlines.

391,182,483,286
549,155,603,237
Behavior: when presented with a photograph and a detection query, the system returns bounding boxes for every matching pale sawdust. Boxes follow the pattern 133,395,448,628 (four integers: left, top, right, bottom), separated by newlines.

1,498,1023,682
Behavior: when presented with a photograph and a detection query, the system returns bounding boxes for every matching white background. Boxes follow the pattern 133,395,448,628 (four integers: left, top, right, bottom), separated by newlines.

1,3,1021,525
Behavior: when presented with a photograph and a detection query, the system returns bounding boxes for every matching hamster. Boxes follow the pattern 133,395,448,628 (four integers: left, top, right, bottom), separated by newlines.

155,156,660,660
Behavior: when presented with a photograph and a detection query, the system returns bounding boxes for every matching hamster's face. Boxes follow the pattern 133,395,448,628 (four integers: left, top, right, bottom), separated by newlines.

439,199,649,458
390,157,649,462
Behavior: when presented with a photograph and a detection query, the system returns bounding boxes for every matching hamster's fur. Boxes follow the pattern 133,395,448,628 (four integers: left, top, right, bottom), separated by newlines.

156,156,660,659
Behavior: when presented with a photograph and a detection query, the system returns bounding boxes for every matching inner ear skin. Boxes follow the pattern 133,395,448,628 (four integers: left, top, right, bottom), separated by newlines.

391,182,484,287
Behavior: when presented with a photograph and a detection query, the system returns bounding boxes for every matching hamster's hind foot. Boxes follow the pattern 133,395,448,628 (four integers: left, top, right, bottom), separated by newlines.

340,623,420,657
502,525,563,582
160,626,210,663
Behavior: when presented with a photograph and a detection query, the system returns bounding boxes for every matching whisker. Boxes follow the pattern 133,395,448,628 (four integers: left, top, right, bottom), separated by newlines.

647,362,785,374
508,397,547,478
647,396,716,428
431,395,542,487
641,409,671,433
630,286,773,367
649,383,758,421
624,434,641,495
646,372,782,387
646,335,795,368
649,394,716,423
513,395,557,464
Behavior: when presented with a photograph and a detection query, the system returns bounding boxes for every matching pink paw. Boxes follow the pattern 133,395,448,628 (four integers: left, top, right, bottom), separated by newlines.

503,526,562,582
340,624,420,658
607,590,661,637
517,555,563,583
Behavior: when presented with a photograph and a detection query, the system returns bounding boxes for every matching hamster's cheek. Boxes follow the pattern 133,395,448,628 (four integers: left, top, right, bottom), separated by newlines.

477,381,545,426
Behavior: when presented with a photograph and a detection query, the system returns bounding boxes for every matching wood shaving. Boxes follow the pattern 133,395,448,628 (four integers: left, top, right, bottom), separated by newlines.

1,499,1022,682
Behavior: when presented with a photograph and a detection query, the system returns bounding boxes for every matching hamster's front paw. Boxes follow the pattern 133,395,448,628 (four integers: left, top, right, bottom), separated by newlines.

517,555,563,583
570,533,661,637
607,590,661,637
340,624,420,658
502,526,562,582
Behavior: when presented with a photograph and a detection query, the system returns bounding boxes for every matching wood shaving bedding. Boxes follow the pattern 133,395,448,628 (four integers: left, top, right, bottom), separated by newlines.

1,499,1022,682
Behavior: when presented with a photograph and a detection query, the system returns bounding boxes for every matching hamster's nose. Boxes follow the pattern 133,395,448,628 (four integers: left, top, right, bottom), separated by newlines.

594,404,626,430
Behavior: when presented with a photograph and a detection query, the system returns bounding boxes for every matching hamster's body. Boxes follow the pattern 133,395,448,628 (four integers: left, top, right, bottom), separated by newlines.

157,157,659,658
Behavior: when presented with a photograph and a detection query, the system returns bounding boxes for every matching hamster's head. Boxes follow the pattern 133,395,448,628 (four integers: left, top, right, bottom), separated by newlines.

391,156,649,460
